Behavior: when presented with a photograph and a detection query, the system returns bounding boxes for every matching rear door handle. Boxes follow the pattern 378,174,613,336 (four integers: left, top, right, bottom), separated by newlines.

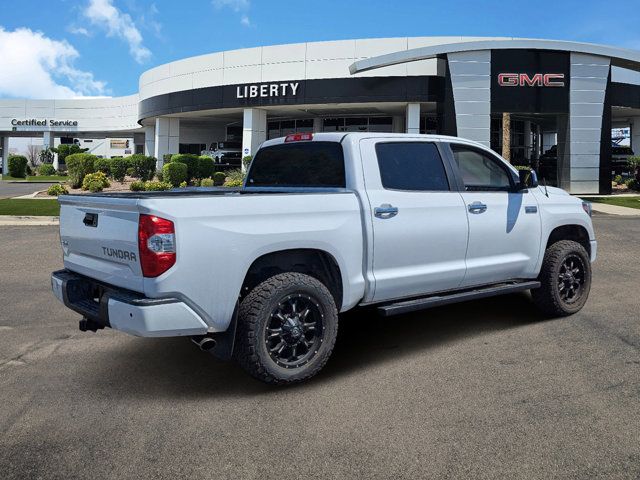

468,202,487,214
374,204,398,219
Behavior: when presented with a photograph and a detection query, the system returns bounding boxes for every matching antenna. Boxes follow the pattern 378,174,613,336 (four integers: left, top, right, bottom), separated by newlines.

543,177,549,197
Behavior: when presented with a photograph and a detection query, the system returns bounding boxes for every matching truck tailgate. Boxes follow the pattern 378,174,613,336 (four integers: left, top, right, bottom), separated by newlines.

58,195,144,292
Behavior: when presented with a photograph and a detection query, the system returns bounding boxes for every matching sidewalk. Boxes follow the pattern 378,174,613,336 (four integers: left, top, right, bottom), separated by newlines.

590,203,640,216
0,216,59,226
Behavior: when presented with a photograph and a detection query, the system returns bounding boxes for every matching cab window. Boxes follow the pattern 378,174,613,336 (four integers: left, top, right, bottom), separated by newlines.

375,142,450,191
450,145,513,191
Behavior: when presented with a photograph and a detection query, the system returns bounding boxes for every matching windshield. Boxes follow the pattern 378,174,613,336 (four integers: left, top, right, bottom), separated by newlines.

246,141,346,188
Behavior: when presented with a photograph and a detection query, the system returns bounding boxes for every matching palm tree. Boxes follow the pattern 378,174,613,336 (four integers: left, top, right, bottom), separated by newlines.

502,112,511,163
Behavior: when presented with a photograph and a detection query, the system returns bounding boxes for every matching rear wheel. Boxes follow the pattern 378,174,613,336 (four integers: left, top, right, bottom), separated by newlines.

531,240,592,317
234,272,338,385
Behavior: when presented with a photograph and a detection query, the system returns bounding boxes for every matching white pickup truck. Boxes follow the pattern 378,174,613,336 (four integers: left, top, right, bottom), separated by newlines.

51,133,596,384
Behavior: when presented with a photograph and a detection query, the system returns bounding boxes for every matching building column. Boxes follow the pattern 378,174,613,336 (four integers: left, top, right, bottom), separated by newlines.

1,137,9,176
630,117,640,156
313,117,323,133
242,108,267,163
568,53,610,194
154,118,180,167
144,126,156,157
406,103,421,134
523,120,532,162
392,115,404,133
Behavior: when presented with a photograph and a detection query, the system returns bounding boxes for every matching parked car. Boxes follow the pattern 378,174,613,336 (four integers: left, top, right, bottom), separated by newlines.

51,133,596,384
200,141,242,168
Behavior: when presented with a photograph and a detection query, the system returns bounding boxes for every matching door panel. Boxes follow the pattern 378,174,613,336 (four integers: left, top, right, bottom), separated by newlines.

449,143,542,287
459,191,541,286
359,139,469,302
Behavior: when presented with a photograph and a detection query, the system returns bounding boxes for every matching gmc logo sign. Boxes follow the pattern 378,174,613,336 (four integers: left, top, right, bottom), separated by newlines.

498,73,565,87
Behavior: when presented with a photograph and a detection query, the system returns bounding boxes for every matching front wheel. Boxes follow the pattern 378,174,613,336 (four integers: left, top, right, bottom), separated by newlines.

531,240,592,317
234,272,338,385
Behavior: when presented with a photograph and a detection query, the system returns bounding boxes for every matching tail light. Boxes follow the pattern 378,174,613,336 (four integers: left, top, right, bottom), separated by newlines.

138,214,176,277
284,133,313,142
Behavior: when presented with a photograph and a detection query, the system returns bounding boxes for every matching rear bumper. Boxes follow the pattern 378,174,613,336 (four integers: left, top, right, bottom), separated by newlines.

51,269,208,337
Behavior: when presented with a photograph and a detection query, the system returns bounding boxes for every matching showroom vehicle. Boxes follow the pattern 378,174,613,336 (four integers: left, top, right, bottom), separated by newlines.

200,141,242,168
51,133,596,384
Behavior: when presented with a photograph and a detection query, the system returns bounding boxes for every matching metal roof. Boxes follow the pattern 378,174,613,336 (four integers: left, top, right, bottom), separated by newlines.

350,38,640,75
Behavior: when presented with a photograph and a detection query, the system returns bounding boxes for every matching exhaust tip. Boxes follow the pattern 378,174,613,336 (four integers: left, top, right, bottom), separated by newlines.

191,336,217,352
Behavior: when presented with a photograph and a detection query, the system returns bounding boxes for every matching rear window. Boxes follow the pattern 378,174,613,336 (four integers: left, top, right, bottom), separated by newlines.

247,142,346,187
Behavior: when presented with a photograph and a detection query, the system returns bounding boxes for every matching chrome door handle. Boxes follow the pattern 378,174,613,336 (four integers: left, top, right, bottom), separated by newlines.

468,202,487,214
374,204,398,219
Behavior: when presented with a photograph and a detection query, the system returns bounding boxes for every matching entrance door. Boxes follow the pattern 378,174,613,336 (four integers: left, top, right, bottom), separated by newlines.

359,138,469,302
448,143,542,287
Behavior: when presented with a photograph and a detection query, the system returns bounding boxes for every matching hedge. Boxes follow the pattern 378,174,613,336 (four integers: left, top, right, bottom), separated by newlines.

38,164,56,176
110,157,128,182
129,154,157,181
94,158,112,176
162,162,188,187
170,154,199,181
7,155,28,178
66,153,97,188
198,156,214,179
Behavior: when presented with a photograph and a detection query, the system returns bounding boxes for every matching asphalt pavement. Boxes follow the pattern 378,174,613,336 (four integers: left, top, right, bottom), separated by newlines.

0,181,55,199
0,215,639,479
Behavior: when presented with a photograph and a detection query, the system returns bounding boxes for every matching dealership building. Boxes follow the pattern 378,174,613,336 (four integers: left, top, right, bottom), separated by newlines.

2,36,640,194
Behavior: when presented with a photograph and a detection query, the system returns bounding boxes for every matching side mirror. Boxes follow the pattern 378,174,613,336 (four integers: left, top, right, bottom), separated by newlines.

518,169,539,190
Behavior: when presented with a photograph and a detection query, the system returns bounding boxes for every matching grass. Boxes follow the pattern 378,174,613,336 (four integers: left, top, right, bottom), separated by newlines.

0,199,60,216
1,175,67,182
582,196,640,210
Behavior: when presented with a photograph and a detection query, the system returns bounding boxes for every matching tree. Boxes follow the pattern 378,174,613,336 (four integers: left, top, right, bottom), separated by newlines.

26,144,42,167
53,144,89,166
502,112,511,163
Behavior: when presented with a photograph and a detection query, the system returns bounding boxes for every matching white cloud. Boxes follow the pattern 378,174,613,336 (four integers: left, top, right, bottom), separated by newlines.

68,26,90,36
83,0,151,63
213,0,252,27
0,27,108,99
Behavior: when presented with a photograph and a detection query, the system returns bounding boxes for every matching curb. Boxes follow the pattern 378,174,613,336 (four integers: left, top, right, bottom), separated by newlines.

0,216,59,226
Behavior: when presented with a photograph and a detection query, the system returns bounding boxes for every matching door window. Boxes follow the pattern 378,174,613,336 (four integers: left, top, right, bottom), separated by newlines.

450,145,513,191
375,142,449,191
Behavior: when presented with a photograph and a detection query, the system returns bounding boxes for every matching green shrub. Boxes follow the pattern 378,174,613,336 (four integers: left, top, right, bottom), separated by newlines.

156,169,163,182
179,181,188,188
162,162,188,187
26,165,34,176
144,180,173,191
66,153,97,188
242,155,252,171
82,171,110,192
625,178,639,191
130,180,145,191
200,178,214,187
7,155,28,178
223,169,245,187
94,158,111,176
110,157,128,182
613,174,623,185
47,184,68,196
170,154,199,181
38,164,56,176
162,153,174,164
213,171,226,186
198,156,214,179
54,144,88,166
126,167,135,176
129,154,157,181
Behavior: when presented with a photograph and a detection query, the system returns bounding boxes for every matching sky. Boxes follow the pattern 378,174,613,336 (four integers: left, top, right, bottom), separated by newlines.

0,0,639,99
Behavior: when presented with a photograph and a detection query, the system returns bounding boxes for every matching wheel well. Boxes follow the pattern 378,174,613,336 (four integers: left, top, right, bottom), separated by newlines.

546,225,591,256
241,249,343,308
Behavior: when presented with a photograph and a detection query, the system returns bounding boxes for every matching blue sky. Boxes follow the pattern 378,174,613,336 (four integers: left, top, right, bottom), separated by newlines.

0,0,639,98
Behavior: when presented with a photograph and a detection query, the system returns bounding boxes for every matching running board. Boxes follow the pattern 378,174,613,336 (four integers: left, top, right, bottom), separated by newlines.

377,281,541,317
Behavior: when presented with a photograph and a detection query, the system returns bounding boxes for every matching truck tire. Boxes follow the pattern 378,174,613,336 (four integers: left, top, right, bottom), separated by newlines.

531,240,592,317
234,272,339,384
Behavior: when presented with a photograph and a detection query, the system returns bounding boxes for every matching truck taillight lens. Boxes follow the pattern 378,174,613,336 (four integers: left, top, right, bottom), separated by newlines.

138,214,176,277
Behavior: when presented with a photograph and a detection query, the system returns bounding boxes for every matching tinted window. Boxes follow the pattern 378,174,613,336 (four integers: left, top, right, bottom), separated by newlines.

375,142,449,191
247,142,345,187
451,145,513,191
